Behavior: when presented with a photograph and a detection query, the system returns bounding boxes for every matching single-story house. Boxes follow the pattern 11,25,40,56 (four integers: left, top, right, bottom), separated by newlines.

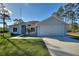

9,21,39,36
8,15,67,36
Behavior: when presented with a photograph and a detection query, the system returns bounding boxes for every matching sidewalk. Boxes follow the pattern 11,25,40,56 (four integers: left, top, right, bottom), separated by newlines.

9,36,41,39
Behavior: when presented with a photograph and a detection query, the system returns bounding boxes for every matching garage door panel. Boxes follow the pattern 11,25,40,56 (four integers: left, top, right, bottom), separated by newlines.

38,25,65,36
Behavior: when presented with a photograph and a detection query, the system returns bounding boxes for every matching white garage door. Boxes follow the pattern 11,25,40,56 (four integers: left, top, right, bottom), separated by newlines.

38,25,65,36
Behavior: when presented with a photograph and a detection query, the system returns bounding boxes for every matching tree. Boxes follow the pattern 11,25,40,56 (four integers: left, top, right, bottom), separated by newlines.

75,3,79,32
57,6,64,16
53,3,79,32
0,3,11,36
64,3,77,32
14,18,24,24
53,6,64,17
73,22,79,32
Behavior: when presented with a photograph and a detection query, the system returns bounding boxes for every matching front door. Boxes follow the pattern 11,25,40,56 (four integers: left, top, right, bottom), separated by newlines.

21,25,26,35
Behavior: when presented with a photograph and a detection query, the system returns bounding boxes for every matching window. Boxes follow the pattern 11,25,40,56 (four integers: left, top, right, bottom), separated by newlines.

31,28,35,32
13,27,17,32
28,24,31,26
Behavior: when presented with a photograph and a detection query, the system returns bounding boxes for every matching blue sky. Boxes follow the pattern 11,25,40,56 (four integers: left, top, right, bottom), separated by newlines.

0,3,65,26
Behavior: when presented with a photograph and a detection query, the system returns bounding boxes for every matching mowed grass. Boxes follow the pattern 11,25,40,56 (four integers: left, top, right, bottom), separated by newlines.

0,39,50,56
67,32,79,40
0,33,11,43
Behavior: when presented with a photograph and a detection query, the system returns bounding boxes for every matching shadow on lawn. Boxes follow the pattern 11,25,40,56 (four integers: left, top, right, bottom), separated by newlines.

6,39,32,56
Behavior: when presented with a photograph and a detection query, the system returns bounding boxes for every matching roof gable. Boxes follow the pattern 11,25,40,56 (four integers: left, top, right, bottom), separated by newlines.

9,21,39,27
38,15,67,25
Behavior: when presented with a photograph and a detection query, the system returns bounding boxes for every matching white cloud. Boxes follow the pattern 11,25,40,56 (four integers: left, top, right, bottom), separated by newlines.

0,3,12,15
0,7,12,15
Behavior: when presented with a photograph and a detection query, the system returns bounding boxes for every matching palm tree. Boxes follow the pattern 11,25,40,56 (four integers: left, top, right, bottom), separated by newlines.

14,18,24,24
0,3,11,37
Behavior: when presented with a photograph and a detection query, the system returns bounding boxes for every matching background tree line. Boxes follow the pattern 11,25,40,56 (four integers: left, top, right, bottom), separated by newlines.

53,3,79,32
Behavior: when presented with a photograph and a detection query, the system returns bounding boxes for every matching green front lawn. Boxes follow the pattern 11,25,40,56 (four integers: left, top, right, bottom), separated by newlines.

0,39,50,56
0,33,11,43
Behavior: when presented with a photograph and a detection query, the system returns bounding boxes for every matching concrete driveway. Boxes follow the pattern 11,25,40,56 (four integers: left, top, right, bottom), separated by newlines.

43,36,79,56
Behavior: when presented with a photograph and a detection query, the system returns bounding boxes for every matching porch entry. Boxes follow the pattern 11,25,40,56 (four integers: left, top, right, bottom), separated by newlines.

21,25,38,36
21,25,26,35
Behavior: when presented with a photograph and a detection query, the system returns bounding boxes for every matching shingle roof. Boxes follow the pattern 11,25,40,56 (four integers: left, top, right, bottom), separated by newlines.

9,21,40,27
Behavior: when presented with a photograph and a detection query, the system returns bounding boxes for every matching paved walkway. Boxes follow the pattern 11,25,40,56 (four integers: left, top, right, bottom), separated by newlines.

9,36,41,39
43,36,79,56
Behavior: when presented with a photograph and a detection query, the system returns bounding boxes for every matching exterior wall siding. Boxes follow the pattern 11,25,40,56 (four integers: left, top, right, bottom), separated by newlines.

37,17,66,36
9,25,21,35
9,24,37,36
